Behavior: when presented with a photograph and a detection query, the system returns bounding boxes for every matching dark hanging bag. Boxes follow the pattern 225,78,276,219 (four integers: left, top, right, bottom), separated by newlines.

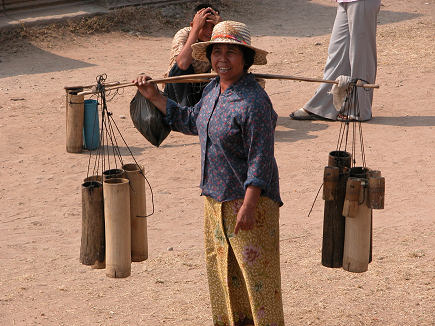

129,90,171,147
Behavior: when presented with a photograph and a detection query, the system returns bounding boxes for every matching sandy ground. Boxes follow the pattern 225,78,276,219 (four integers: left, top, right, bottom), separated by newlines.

0,0,434,325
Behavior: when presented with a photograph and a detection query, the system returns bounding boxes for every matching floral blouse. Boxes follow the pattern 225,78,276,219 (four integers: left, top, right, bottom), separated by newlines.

164,73,282,206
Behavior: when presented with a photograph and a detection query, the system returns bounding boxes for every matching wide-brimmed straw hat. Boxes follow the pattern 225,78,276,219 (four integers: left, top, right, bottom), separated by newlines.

191,20,268,65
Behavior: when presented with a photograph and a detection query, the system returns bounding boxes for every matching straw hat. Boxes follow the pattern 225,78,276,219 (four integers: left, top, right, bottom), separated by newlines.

191,20,268,65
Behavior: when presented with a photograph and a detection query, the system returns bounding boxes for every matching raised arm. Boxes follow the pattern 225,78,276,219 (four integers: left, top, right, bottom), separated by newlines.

176,8,210,70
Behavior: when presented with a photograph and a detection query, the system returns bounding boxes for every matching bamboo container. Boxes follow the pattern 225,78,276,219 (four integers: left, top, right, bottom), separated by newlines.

368,170,381,178
103,178,131,278
123,163,148,262
343,180,371,273
66,90,84,153
322,151,351,268
103,168,125,181
323,166,339,201
342,178,362,217
368,170,385,209
84,175,103,183
80,181,105,268
82,175,105,268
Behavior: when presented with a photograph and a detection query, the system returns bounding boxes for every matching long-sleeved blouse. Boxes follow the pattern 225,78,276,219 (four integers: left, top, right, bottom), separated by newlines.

163,73,282,206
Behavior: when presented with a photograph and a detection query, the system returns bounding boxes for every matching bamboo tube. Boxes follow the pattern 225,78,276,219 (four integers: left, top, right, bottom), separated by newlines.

66,91,84,153
123,163,148,262
84,173,106,269
350,167,370,179
103,168,125,181
350,167,373,263
84,175,103,183
343,181,371,273
104,178,131,278
368,170,381,178
368,176,385,209
80,181,105,268
322,151,351,268
342,178,362,217
323,166,339,201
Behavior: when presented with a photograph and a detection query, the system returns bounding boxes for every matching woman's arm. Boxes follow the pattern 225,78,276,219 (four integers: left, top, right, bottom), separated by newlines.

234,185,261,234
234,94,277,234
176,8,210,70
133,74,205,135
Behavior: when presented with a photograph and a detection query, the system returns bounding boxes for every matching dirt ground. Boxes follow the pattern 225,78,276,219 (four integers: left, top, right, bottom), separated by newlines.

0,0,434,325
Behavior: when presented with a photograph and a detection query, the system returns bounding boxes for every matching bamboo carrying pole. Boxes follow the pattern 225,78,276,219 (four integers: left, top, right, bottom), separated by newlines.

66,91,84,153
103,178,131,278
80,181,105,268
123,163,148,262
322,151,351,268
75,72,380,96
343,180,371,273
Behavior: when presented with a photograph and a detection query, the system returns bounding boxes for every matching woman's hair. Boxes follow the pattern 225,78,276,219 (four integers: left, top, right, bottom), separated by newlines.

205,44,255,71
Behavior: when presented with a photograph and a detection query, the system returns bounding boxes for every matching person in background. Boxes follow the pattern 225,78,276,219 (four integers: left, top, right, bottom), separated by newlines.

290,0,381,121
135,20,285,326
163,3,221,106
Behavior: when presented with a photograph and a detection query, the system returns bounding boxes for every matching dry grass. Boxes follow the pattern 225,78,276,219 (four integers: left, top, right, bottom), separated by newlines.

0,0,236,45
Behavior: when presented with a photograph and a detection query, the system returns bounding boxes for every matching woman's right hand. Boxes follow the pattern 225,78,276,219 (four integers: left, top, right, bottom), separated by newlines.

132,74,160,101
132,74,168,115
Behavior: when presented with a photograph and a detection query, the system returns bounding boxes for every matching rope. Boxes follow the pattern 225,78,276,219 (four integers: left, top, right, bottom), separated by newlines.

336,80,367,168
310,79,369,215
86,74,155,218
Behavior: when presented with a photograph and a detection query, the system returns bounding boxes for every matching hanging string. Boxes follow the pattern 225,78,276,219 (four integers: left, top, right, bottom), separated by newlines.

85,74,155,217
309,79,369,216
335,79,367,168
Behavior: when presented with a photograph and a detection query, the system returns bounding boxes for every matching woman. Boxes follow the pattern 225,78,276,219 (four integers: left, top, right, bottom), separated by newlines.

135,21,285,326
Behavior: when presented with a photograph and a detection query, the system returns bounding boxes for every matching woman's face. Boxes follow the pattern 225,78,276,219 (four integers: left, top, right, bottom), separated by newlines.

211,44,245,84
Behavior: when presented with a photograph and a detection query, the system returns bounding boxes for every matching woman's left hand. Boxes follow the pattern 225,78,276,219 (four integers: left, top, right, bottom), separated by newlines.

234,203,256,234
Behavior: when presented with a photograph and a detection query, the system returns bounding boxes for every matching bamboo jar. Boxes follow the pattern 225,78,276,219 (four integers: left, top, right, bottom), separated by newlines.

103,178,131,278
123,163,148,262
66,89,84,153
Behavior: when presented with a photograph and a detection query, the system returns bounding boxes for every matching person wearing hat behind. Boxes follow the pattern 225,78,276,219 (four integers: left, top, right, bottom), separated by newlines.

163,3,221,106
134,21,285,326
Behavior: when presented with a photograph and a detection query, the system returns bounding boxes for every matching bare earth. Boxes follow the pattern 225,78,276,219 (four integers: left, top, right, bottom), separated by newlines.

0,0,434,325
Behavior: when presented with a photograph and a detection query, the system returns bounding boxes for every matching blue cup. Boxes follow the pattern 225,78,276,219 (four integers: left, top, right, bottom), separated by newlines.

83,99,100,150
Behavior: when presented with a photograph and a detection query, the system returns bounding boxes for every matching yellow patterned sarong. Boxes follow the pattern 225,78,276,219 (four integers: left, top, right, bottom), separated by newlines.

204,196,285,326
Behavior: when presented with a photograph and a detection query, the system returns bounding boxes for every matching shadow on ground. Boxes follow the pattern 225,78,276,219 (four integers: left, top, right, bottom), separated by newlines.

275,116,329,142
0,0,422,78
369,116,435,127
0,43,95,78
236,0,421,37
